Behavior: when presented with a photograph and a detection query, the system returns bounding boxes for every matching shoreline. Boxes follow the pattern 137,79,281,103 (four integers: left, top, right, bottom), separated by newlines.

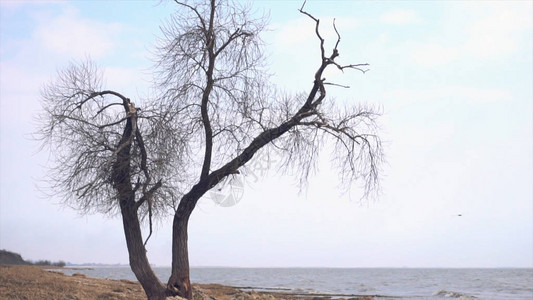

0,265,375,299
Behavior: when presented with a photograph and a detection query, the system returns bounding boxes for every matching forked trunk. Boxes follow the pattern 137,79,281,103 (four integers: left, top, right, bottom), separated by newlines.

167,210,193,299
121,201,168,300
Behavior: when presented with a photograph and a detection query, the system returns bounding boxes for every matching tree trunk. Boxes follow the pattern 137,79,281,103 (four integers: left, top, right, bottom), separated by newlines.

121,201,167,300
167,208,193,299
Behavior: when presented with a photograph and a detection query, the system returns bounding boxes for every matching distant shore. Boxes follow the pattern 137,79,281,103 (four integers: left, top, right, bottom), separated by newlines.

0,265,374,299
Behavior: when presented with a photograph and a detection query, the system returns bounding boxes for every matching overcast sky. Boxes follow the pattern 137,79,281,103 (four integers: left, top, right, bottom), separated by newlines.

1,0,531,268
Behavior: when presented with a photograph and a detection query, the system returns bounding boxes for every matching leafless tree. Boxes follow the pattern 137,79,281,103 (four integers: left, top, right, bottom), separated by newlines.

37,0,382,299
38,59,186,298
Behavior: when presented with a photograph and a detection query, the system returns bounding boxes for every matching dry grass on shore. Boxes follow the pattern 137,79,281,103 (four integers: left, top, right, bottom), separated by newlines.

0,265,373,300
0,265,145,300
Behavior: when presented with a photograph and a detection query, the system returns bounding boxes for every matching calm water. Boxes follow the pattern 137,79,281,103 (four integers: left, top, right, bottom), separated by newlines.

58,267,533,299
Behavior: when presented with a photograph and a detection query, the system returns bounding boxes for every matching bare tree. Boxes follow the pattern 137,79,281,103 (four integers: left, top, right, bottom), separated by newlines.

37,0,382,299
38,59,186,298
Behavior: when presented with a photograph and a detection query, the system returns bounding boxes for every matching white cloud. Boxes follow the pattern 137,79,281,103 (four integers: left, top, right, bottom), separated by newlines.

273,16,361,47
448,86,512,103
34,7,123,58
0,0,65,9
273,17,316,46
103,66,152,100
0,62,48,95
410,3,532,66
463,6,532,59
380,9,421,25
384,86,512,110
410,43,460,67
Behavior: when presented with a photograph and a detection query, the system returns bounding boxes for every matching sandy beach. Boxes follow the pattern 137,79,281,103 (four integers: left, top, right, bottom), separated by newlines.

0,265,373,300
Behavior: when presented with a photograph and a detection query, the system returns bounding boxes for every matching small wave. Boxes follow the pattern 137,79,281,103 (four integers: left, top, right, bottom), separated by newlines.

433,289,478,299
234,286,292,291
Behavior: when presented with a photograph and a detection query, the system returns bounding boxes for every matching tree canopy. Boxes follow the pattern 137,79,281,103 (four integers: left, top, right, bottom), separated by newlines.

37,1,383,298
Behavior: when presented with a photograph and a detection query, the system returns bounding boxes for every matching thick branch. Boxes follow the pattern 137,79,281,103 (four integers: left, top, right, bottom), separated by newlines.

87,90,129,104
175,111,307,217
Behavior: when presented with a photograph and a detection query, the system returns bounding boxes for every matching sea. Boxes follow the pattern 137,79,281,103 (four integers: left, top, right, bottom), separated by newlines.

56,267,533,299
